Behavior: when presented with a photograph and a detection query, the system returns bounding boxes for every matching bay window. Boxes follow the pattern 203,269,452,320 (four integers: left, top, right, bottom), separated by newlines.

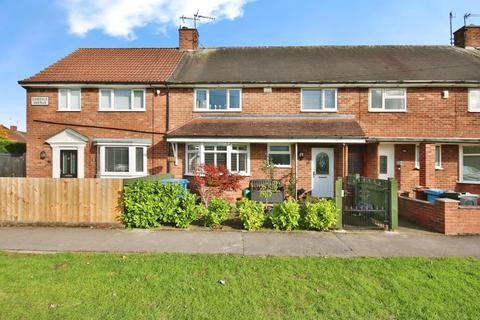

195,89,241,111
369,88,406,111
185,143,249,175
58,89,81,111
461,146,480,183
99,89,145,111
301,89,337,111
268,144,291,167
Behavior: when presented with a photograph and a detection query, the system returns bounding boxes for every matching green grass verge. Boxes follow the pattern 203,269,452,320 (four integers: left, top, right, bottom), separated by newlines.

0,252,479,319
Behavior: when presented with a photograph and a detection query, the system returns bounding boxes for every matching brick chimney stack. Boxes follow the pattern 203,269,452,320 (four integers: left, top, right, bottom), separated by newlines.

10,125,17,132
179,27,199,50
454,25,480,49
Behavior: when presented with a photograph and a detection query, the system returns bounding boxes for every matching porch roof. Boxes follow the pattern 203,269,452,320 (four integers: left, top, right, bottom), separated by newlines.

166,115,366,143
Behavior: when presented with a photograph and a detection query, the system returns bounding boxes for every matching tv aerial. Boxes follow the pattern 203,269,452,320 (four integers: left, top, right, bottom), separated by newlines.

179,10,215,28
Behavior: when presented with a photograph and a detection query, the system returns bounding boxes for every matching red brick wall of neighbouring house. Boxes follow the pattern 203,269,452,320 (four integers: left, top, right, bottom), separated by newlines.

26,88,169,178
398,196,480,235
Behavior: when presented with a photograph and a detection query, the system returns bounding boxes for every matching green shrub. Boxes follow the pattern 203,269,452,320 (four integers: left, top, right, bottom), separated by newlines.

270,198,300,230
173,192,207,229
122,181,204,229
303,198,338,231
236,199,265,230
205,197,231,227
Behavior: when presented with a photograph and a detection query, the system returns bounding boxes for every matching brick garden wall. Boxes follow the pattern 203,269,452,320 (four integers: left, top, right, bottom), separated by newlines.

398,196,480,235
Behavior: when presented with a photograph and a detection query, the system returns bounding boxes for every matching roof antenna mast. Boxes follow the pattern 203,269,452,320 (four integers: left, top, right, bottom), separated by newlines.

179,10,215,29
450,12,455,45
464,12,480,26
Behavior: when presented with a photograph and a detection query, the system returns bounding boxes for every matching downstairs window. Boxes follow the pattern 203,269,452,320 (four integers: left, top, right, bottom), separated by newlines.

461,146,480,183
97,145,147,177
185,143,249,175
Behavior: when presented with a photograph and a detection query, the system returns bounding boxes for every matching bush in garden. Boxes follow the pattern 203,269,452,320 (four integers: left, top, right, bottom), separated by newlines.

270,198,301,230
205,197,231,227
303,198,338,231
122,181,204,229
236,198,266,230
193,164,244,207
172,192,207,229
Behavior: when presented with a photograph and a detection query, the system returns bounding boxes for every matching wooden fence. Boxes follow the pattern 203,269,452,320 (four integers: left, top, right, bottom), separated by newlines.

0,178,123,225
0,153,26,177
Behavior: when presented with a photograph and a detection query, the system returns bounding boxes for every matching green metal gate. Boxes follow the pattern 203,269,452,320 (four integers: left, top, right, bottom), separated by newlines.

335,175,398,230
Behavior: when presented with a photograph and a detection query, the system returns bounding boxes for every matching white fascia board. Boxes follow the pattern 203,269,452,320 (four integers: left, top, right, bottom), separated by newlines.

166,137,366,144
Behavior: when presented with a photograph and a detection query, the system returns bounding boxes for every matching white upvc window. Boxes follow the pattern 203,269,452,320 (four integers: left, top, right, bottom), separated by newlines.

97,145,147,177
194,89,242,111
369,88,407,112
58,89,81,111
301,88,337,111
99,89,146,111
435,145,442,169
468,88,480,112
268,144,291,167
460,145,480,183
415,144,420,169
185,143,250,175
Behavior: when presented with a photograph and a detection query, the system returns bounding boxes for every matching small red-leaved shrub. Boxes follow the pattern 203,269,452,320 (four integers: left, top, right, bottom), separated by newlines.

193,164,244,206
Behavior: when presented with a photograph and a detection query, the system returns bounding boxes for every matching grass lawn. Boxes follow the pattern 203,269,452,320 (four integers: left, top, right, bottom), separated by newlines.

0,252,479,319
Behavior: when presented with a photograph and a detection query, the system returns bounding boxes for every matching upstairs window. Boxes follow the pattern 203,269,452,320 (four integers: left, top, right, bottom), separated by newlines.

58,89,81,111
301,89,337,111
369,88,406,112
195,89,241,111
99,89,145,111
469,88,480,112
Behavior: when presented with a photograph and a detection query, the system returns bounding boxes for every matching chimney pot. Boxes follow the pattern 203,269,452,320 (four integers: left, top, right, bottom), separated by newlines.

179,28,199,50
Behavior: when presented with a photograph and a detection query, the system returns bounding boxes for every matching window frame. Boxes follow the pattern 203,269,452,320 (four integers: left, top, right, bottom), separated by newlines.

267,144,292,168
368,88,407,112
185,143,250,175
193,88,242,112
300,88,338,112
435,145,442,169
58,88,81,111
460,145,480,184
468,88,480,112
98,88,146,112
415,144,420,169
97,144,148,177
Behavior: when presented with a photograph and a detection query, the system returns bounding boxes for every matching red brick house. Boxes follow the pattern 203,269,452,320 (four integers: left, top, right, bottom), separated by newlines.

19,26,480,198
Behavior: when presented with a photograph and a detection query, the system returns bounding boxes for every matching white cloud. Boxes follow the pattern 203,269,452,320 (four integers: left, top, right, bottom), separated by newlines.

63,0,249,40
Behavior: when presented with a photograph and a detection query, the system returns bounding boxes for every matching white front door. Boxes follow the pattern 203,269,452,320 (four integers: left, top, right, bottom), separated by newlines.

311,148,334,197
378,144,395,180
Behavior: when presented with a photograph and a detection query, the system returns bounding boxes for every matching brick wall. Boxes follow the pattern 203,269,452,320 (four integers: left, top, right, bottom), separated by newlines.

398,196,480,235
27,88,169,177
454,26,480,48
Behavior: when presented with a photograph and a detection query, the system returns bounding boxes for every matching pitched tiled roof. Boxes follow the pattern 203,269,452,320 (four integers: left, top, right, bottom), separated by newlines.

0,125,27,143
19,48,184,84
171,46,480,83
167,115,365,139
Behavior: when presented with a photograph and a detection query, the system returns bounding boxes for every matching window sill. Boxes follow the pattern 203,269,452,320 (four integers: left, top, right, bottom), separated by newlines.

368,109,407,113
414,167,420,170
98,109,146,112
457,180,480,185
273,165,291,169
57,109,81,112
184,173,250,177
98,173,147,178
193,109,242,112
300,109,337,113
435,167,443,171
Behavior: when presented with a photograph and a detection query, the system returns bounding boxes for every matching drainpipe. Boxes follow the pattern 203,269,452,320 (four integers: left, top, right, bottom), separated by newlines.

295,143,298,199
165,84,171,173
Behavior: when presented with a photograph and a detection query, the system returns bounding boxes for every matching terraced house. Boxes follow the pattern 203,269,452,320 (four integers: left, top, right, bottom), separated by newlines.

20,25,480,198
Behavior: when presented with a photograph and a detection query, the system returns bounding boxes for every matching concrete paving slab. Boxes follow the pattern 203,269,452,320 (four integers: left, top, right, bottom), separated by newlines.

0,227,479,257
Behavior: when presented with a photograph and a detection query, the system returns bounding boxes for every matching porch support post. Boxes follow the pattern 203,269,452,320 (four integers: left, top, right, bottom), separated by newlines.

419,143,435,187
365,143,379,178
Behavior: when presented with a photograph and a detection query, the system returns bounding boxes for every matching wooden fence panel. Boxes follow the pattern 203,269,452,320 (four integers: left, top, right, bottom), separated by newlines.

0,154,26,177
0,178,123,224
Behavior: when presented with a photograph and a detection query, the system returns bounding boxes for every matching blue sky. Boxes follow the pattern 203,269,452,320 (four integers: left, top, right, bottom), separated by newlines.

0,0,479,130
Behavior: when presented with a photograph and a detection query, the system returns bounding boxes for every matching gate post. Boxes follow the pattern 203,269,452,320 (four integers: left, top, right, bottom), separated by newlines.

335,177,343,229
389,178,398,231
